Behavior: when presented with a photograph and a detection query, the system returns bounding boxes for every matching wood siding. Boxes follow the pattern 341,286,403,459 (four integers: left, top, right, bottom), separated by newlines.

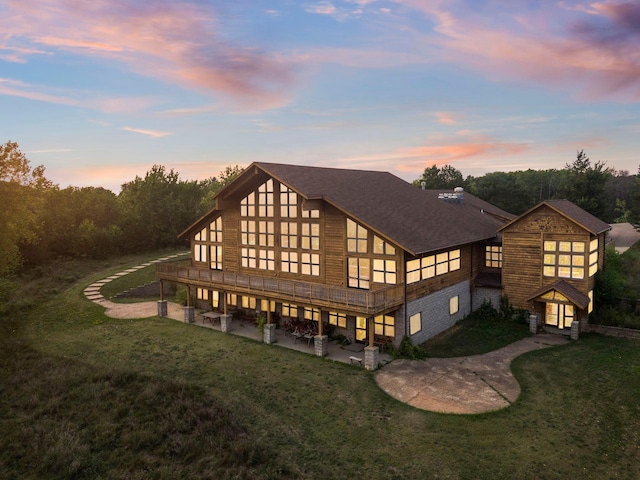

502,205,596,309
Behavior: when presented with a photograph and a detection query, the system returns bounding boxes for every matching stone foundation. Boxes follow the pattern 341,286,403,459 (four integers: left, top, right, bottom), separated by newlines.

571,320,580,340
157,300,167,317
220,314,233,333
183,306,195,323
529,314,539,334
364,345,379,371
314,335,328,357
264,323,277,344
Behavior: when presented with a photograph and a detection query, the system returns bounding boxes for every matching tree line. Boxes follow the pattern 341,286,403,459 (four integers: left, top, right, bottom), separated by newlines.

414,150,640,223
1,141,639,280
0,141,242,278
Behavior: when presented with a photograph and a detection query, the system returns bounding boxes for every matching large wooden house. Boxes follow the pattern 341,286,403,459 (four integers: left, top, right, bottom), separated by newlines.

156,162,610,365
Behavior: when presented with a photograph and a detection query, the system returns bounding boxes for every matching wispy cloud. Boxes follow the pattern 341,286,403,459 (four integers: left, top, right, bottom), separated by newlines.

121,127,173,138
1,0,296,110
398,0,640,101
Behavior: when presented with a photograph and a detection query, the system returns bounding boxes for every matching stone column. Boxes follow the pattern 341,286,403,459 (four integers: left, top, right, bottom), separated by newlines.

157,300,167,317
264,323,277,344
570,320,580,340
364,345,379,371
183,306,195,323
220,314,233,333
314,335,328,357
529,314,538,334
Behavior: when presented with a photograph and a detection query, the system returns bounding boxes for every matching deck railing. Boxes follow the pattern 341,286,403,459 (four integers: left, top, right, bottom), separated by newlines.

156,261,405,315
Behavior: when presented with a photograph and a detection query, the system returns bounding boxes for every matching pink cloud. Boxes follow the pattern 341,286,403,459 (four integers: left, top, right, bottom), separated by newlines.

1,0,296,110
121,127,173,138
399,0,640,101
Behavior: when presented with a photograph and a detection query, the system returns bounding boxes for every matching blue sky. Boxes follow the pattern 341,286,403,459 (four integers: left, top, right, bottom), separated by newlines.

1,0,639,192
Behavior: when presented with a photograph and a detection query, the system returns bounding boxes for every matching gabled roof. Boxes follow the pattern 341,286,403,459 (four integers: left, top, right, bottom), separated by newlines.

498,199,611,236
186,162,514,256
527,280,590,310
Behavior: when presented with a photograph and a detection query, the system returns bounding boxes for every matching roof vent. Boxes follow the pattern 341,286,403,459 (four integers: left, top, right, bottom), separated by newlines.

438,187,464,204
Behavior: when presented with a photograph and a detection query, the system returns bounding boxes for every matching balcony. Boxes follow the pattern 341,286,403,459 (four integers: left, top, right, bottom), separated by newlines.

156,261,405,316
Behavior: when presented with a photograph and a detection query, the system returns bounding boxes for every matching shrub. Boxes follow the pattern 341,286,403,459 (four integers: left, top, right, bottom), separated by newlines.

390,336,428,360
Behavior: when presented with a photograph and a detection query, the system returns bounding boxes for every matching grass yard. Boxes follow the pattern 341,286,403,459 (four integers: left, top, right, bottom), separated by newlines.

1,254,639,479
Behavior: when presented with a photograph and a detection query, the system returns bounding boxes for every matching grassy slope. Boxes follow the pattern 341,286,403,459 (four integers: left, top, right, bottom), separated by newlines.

1,255,639,479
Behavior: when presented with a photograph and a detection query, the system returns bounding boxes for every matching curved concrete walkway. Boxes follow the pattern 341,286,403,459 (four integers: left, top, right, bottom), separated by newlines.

83,253,186,321
375,334,568,414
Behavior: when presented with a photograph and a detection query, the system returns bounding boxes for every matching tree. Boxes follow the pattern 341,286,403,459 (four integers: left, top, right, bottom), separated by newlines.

0,141,53,275
413,164,464,190
559,150,612,219
628,165,640,226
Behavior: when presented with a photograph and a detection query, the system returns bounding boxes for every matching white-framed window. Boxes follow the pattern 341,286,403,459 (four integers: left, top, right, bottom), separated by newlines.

328,311,347,328
449,296,459,315
348,257,370,289
409,312,421,335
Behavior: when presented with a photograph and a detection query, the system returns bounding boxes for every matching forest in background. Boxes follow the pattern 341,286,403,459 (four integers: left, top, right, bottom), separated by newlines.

1,140,639,281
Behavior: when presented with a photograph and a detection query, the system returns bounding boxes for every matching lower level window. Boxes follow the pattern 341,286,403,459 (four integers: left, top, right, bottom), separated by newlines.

449,296,459,315
374,314,395,338
329,311,347,328
409,312,421,335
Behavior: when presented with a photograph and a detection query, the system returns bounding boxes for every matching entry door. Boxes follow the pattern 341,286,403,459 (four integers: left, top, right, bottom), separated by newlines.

355,316,367,342
545,303,574,329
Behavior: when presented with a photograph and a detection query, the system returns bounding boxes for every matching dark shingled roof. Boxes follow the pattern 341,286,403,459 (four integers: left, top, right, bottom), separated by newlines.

527,280,591,310
251,162,513,256
499,199,611,236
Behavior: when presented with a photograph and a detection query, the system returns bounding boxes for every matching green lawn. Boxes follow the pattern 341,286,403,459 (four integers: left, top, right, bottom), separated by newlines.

1,255,639,479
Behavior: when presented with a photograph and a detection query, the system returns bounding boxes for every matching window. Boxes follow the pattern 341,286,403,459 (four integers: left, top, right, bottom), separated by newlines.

355,316,367,341
347,218,368,253
373,235,395,255
589,238,598,277
303,307,320,321
226,293,237,307
485,245,502,268
258,221,275,247
196,288,209,300
373,259,397,284
194,227,207,263
241,247,256,268
211,290,220,308
301,207,320,218
280,187,298,218
301,223,320,250
374,314,395,338
348,257,370,289
258,249,275,270
240,192,255,217
409,313,421,335
241,296,257,309
280,222,298,248
210,245,223,270
329,312,347,328
281,251,298,273
257,179,274,217
449,296,459,315
209,217,222,242
282,303,297,318
301,253,320,276
544,241,585,279
406,249,460,284
241,220,256,245
260,299,276,313
588,290,594,314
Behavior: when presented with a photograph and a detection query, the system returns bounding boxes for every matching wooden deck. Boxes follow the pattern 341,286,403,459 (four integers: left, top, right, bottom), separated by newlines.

156,261,405,316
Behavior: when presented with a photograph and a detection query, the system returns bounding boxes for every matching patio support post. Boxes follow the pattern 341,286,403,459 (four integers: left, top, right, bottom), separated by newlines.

314,309,327,357
368,316,374,348
529,314,538,334
183,285,195,323
570,320,580,340
364,345,379,371
157,281,168,317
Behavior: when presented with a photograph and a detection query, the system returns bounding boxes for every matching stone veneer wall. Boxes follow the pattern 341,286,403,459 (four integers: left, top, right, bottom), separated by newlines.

472,286,502,310
407,280,471,345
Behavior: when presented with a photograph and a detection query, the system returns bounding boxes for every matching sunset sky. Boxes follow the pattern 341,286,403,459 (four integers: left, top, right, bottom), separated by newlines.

1,0,639,192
